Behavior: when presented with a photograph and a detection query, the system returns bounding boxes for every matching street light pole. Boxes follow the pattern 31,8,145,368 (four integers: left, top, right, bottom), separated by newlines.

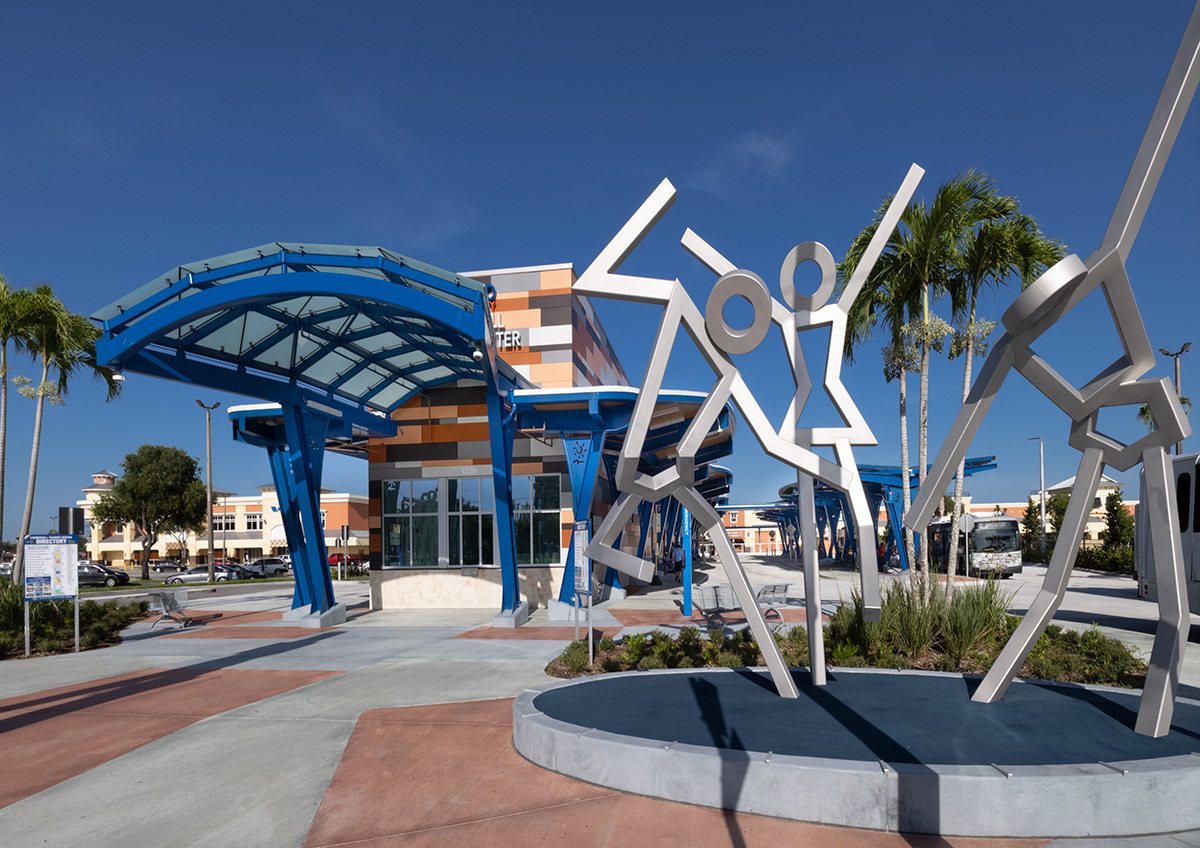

196,400,220,583
1159,342,1192,455
1029,436,1045,557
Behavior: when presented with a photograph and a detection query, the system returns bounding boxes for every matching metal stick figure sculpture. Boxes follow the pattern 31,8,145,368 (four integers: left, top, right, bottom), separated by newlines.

574,165,922,695
907,5,1199,737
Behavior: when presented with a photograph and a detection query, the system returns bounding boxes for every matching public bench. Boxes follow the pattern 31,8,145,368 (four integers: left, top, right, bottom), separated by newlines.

147,588,191,629
696,583,791,625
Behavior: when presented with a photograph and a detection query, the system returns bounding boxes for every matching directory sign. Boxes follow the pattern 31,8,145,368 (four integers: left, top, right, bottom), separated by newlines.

573,520,591,594
23,535,79,600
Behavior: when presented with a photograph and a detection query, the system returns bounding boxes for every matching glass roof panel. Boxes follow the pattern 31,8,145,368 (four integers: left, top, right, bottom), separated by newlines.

301,350,358,385
239,310,287,350
192,319,248,356
251,338,296,369
353,330,406,354
384,349,429,369
339,364,390,397
370,380,418,409
414,365,454,383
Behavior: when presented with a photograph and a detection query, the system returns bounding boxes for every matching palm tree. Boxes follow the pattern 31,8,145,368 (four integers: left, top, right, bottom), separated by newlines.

943,209,1065,594
840,172,1000,587
1138,397,1192,432
0,276,38,553
12,286,120,585
842,256,921,577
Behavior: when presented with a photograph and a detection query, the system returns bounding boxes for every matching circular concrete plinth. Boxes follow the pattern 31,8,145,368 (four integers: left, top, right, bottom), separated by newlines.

513,668,1200,837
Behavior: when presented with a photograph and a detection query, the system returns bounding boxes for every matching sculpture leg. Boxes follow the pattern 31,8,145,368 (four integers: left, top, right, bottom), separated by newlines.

584,491,656,583
973,447,1105,703
834,440,881,622
1135,445,1188,737
797,471,826,686
677,486,799,698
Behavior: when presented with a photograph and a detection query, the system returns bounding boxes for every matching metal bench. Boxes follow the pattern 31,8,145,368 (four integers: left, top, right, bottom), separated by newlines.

753,583,791,622
147,588,191,629
696,583,739,625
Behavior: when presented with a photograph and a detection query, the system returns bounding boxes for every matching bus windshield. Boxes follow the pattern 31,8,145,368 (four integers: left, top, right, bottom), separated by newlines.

971,523,1020,553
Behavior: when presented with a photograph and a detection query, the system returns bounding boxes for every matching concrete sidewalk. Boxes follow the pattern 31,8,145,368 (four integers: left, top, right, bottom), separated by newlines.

0,565,1196,847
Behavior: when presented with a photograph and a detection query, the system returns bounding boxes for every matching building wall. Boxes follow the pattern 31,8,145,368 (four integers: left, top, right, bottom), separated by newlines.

365,263,633,610
79,479,369,568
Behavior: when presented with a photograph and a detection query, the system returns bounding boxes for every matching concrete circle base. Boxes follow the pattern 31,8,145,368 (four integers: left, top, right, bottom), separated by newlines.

513,667,1200,837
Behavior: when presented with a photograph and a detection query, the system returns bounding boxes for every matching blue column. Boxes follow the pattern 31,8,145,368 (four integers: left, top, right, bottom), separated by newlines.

486,390,520,612
883,487,909,571
557,432,605,603
278,403,335,613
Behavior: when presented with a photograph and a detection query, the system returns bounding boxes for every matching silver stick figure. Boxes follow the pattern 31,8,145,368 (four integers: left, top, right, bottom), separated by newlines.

907,6,1199,737
575,164,922,694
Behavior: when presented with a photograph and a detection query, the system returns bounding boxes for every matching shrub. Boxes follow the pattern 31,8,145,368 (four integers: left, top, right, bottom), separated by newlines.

598,634,616,652
637,655,666,671
600,656,623,673
560,640,589,673
941,579,1012,664
886,581,942,660
621,632,649,665
1074,546,1134,573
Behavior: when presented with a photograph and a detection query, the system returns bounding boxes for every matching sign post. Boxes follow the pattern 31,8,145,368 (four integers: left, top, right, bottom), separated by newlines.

573,519,592,663
23,535,79,656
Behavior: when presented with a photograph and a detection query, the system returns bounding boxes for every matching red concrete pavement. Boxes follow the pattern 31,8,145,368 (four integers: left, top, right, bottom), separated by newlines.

305,698,1052,848
0,666,342,808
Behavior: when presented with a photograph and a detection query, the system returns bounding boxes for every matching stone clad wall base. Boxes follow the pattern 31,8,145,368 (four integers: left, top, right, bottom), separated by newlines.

370,566,562,611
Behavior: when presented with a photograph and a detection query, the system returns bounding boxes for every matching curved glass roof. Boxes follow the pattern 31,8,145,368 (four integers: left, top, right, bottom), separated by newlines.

94,243,521,434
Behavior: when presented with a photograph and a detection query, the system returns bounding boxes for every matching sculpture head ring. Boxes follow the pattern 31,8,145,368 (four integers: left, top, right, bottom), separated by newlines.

779,241,837,312
705,270,772,356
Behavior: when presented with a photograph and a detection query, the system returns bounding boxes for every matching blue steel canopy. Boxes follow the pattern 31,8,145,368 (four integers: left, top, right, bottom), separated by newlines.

92,243,522,435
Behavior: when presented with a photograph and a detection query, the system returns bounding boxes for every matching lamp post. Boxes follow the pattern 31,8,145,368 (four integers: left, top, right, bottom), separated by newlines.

196,399,220,583
1158,342,1191,455
1029,436,1045,556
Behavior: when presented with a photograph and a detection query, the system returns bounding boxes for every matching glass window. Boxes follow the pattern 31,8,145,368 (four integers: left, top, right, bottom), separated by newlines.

383,479,442,568
412,479,438,513
513,474,561,565
245,512,263,531
447,475,496,567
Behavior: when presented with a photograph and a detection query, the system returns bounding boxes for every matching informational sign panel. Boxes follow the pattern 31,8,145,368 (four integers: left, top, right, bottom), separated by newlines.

23,535,78,600
573,519,591,594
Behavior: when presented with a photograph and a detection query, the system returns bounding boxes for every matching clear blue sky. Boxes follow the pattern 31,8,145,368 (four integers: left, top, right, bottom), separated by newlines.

1,1,1197,540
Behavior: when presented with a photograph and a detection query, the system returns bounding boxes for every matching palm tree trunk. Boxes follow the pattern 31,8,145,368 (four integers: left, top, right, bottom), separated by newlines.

918,338,930,589
0,342,7,559
947,325,976,598
14,360,49,585
899,372,915,583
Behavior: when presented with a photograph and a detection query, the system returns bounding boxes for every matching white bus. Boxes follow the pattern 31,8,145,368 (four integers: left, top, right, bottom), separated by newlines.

927,514,1023,578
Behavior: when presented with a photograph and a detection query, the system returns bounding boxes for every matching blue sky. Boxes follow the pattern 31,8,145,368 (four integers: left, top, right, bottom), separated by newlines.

1,1,1197,540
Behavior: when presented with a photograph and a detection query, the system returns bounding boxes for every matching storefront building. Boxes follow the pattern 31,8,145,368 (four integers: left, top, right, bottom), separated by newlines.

367,263,631,611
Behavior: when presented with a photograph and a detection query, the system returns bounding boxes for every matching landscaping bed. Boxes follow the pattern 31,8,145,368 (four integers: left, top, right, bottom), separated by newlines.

548,579,1147,689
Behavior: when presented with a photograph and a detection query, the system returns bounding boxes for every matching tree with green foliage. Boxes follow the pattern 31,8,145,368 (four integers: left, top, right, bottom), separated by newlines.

12,286,121,585
1104,489,1136,549
1046,491,1071,539
0,275,40,553
91,445,207,581
943,199,1064,594
840,172,1037,588
1022,497,1044,549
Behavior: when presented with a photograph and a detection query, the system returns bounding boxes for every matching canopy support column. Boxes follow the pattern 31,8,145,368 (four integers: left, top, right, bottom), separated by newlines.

488,390,526,627
271,403,345,627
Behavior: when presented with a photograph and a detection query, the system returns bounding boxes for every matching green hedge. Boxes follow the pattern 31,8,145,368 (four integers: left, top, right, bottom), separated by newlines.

1022,544,1134,573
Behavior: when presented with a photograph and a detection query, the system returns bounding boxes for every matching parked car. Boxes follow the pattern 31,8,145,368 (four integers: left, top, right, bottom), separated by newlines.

247,557,290,576
0,562,12,582
78,562,131,588
166,564,242,584
150,559,187,574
